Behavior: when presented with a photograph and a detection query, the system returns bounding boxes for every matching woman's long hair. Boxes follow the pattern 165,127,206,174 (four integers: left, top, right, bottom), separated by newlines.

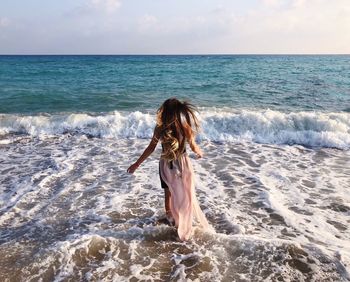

157,98,200,161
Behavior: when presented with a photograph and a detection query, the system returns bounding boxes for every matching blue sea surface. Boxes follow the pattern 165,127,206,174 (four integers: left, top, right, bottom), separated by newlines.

1,55,349,114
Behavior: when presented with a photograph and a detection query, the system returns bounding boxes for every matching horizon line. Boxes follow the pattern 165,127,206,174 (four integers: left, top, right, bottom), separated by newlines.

0,53,350,56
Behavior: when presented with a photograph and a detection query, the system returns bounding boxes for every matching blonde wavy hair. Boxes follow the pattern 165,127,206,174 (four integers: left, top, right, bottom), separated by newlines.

157,98,200,161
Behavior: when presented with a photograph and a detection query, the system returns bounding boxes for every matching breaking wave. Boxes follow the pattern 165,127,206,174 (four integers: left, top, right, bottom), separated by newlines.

0,109,349,149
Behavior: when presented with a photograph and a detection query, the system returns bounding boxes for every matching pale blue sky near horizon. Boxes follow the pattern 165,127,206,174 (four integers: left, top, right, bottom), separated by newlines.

0,0,349,54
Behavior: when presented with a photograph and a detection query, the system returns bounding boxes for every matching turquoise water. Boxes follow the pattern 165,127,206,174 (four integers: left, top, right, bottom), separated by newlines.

1,55,350,114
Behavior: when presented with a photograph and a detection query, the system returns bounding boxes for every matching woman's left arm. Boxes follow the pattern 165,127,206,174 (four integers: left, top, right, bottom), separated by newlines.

127,126,160,173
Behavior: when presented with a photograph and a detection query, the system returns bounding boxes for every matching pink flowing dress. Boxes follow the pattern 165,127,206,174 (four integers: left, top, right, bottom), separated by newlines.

159,148,209,241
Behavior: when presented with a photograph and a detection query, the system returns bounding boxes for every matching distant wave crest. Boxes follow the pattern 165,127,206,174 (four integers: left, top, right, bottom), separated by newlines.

1,110,349,149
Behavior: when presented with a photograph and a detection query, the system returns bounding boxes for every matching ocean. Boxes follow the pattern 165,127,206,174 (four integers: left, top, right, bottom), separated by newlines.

0,55,349,281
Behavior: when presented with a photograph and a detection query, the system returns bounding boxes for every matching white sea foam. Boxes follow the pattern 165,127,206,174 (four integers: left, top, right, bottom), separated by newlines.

1,136,349,281
1,109,349,149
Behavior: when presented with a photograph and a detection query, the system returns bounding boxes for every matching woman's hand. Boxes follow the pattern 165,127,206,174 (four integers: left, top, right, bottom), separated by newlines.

126,126,160,174
127,163,139,174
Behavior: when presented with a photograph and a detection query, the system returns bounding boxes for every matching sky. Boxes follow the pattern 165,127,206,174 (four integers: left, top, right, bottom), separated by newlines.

0,0,349,54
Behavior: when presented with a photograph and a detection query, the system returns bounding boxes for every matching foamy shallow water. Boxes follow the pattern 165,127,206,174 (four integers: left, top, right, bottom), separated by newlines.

0,133,349,281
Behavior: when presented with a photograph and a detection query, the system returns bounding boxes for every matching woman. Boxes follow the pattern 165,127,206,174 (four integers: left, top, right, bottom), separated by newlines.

127,98,209,240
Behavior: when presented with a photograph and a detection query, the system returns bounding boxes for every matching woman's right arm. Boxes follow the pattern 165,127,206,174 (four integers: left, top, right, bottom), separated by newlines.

127,126,161,173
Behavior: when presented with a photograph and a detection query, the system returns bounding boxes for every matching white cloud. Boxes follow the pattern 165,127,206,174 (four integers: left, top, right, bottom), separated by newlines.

1,0,349,54
117,0,350,54
138,14,159,33
89,0,121,13
141,14,158,26
262,0,283,8
291,0,306,8
217,0,350,53
0,17,10,27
